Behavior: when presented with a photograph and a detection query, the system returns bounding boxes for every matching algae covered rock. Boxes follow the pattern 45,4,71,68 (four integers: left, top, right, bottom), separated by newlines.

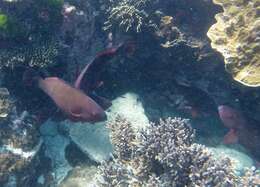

0,110,41,185
0,87,12,118
207,0,260,87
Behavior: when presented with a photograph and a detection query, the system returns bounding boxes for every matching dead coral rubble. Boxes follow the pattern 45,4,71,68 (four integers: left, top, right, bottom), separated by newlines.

95,116,260,186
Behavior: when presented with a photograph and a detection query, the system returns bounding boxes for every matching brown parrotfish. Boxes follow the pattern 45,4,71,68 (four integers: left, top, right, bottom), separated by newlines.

24,45,124,123
35,76,106,123
74,44,124,110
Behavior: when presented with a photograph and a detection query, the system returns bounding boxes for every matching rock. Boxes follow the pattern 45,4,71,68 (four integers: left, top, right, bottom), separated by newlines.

108,92,149,130
40,120,72,186
61,120,112,163
60,165,98,187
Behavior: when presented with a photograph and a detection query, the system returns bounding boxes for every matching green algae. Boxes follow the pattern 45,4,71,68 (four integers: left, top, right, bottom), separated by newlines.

0,14,8,30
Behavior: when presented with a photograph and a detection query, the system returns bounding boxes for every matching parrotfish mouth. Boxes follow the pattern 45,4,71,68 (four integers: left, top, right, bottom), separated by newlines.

218,105,247,130
218,105,235,118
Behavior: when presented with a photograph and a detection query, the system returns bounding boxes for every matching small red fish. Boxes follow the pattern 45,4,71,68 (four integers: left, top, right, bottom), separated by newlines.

218,105,246,144
223,128,238,144
180,105,201,119
218,105,260,162
218,105,246,129
28,74,107,123
74,45,124,110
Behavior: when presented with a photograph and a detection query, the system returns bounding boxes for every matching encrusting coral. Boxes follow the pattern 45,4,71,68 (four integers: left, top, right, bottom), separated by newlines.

95,116,260,186
207,0,260,87
0,40,59,68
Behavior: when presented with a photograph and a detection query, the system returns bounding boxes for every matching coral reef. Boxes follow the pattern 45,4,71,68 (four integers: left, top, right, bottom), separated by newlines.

155,15,185,48
1,0,260,186
59,0,99,82
0,109,41,185
207,0,260,87
0,87,12,118
0,40,59,68
0,0,63,40
103,0,155,32
95,116,259,186
0,0,63,68
240,168,260,186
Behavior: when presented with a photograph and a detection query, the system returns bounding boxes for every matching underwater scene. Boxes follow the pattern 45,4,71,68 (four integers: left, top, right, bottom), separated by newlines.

0,0,260,186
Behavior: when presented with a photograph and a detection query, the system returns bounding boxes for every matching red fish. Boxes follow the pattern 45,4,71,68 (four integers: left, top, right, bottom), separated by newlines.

218,105,247,144
218,105,260,162
74,45,124,110
74,44,123,92
37,77,106,123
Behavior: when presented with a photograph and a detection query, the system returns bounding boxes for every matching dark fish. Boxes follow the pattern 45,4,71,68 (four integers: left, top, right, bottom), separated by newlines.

218,105,247,144
37,77,106,123
218,105,246,129
218,105,260,161
74,44,123,92
74,45,123,110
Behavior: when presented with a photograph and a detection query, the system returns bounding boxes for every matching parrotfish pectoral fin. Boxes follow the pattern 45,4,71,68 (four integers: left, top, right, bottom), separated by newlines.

223,129,238,144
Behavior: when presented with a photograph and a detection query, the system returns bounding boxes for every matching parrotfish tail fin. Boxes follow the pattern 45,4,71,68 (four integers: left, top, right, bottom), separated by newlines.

223,129,238,144
89,93,112,110
23,68,41,87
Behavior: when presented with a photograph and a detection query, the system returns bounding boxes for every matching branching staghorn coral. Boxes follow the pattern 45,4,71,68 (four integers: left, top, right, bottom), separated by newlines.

240,168,260,186
93,116,260,186
103,0,155,32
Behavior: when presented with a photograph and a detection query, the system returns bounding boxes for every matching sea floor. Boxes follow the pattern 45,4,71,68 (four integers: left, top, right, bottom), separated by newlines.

37,92,256,186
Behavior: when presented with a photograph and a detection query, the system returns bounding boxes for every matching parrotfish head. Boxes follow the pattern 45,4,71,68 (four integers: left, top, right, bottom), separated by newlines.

89,109,107,123
69,103,107,123
218,105,245,129
80,106,107,123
